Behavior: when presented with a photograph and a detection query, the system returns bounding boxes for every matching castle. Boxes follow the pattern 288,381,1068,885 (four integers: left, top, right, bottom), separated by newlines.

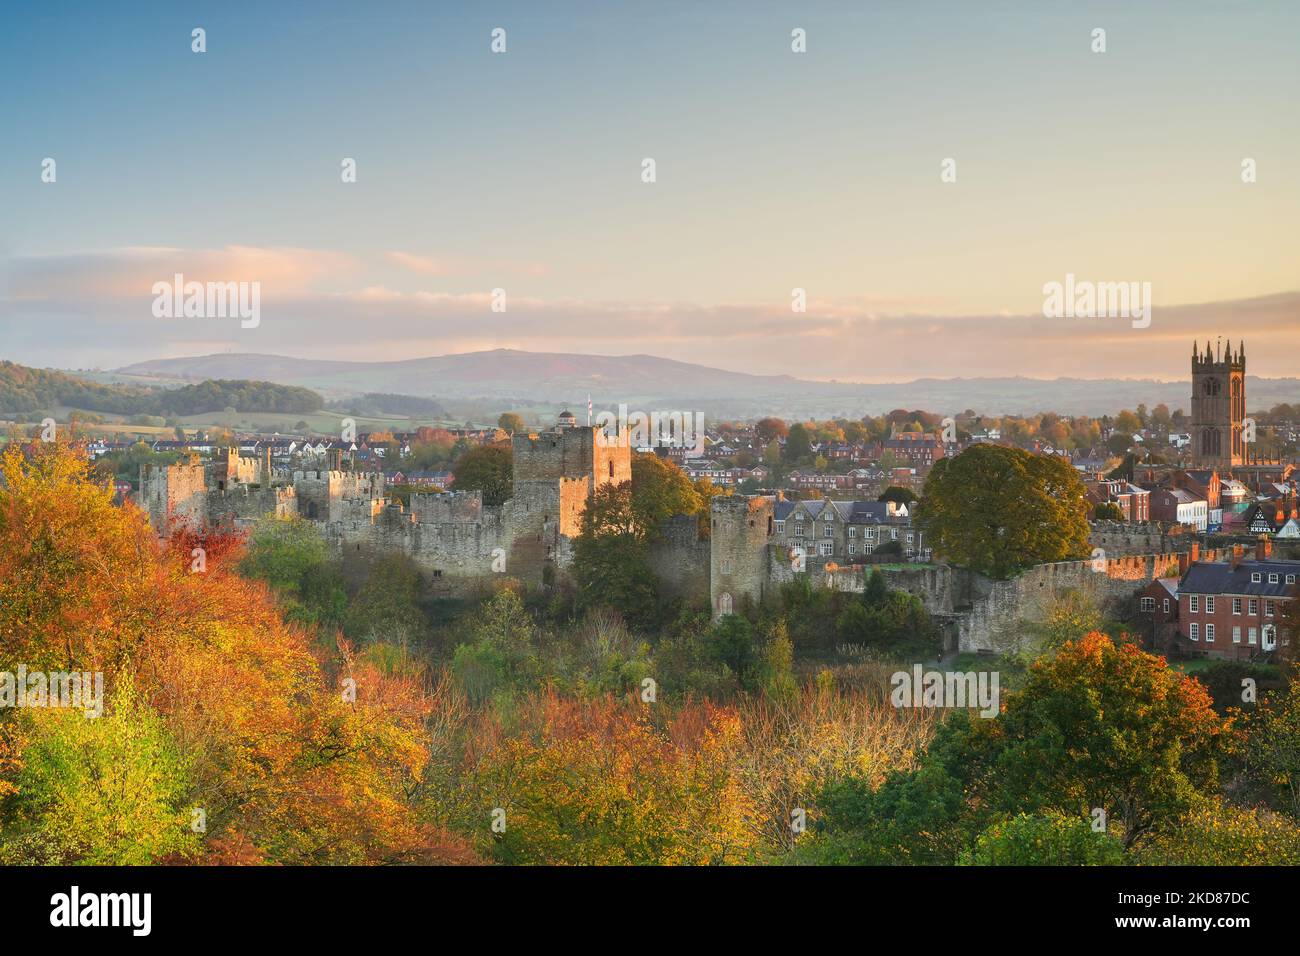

140,416,633,592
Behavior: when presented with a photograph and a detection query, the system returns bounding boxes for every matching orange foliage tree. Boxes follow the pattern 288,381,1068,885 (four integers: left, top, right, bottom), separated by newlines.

0,441,474,864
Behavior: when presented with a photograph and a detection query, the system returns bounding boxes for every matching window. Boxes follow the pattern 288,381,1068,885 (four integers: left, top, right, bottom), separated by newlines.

1267,601,1276,617
1270,573,1280,584
1233,626,1242,644
775,520,785,534
1249,627,1258,645
721,559,734,574
1251,572,1262,583
1249,599,1258,616
1141,597,1155,612
1206,596,1216,614
848,526,856,537
1233,597,1242,615
891,529,899,540
1163,598,1170,613
1190,595,1199,613
823,523,834,538
795,522,804,537
819,541,834,556
1288,575,1296,584
848,544,856,555
865,529,876,540
906,532,914,543
1264,625,1276,651
1206,624,1215,642
1190,623,1199,641
718,592,733,615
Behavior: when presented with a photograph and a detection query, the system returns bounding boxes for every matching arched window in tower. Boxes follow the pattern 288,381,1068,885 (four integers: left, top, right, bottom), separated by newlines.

608,460,614,478
718,592,733,615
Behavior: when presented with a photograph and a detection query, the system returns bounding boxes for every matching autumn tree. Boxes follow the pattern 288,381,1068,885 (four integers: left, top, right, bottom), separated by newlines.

755,417,789,443
0,442,469,865
456,693,758,865
971,633,1229,847
497,412,525,435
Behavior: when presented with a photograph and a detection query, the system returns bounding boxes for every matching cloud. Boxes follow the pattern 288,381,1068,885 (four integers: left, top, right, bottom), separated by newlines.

6,246,356,300
2,247,1296,381
385,251,548,278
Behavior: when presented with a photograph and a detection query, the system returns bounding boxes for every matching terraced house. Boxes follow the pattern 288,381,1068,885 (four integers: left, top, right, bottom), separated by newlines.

772,497,928,563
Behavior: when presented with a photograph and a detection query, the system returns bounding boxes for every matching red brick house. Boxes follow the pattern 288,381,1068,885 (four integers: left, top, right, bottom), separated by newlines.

1173,540,1297,660
1136,577,1179,656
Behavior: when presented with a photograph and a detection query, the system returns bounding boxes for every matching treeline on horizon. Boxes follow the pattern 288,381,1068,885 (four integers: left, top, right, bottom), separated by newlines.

325,393,449,419
0,361,322,418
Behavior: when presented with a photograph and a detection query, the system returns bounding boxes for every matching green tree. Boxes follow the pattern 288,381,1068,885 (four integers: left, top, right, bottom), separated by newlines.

1244,680,1300,818
1094,501,1125,521
760,621,797,702
630,453,705,541
784,424,813,465
915,444,1091,579
957,813,1124,866
453,444,513,506
571,483,661,631
878,485,917,506
706,614,757,686
0,679,198,865
343,554,428,644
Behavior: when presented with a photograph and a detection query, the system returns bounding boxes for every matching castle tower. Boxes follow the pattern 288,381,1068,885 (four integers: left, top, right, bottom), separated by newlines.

1191,338,1245,469
709,495,774,619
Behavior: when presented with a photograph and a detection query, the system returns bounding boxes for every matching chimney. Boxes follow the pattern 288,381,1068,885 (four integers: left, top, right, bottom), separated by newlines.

262,445,273,485
328,447,343,471
1178,551,1191,576
1189,541,1199,564
1230,544,1245,569
1257,536,1273,561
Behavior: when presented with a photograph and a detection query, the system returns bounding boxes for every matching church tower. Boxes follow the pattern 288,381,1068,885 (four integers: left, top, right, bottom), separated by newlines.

1190,339,1245,469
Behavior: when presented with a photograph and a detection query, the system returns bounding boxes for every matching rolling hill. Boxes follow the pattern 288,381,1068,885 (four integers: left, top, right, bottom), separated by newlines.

115,349,1300,419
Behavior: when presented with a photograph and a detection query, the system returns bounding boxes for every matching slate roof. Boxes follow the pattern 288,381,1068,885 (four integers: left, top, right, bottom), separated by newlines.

1180,560,1300,597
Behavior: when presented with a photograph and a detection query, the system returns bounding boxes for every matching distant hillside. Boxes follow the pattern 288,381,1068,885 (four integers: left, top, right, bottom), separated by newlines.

0,361,322,418
115,349,1300,418
324,393,448,419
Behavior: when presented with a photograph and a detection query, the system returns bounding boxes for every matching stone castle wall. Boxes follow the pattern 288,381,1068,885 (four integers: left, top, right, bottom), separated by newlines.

1089,520,1197,556
647,514,711,605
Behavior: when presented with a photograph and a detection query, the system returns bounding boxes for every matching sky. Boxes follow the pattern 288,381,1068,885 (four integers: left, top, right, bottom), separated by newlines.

1,0,1297,381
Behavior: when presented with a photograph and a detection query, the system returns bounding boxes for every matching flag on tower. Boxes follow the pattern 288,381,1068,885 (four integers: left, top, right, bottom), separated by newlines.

587,395,592,426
